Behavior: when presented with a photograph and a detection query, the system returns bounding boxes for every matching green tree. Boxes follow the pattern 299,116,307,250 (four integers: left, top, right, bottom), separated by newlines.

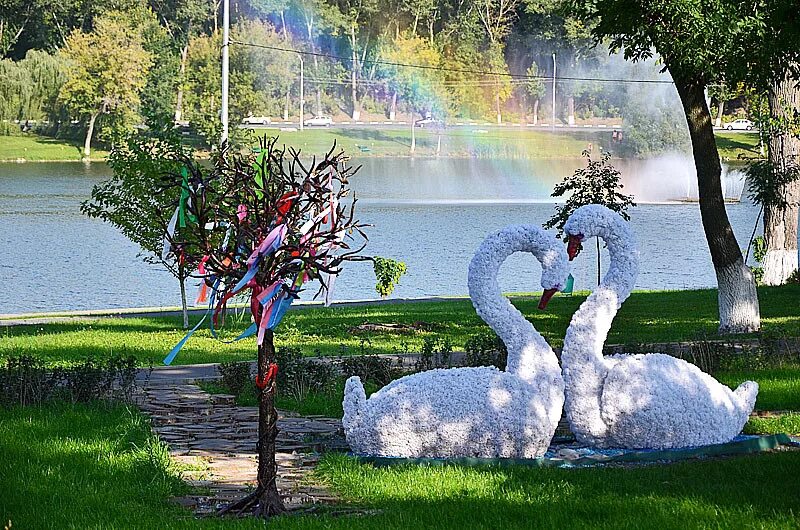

58,14,152,157
380,33,448,118
544,150,635,284
164,137,390,518
0,58,31,133
81,125,198,328
575,0,778,333
525,61,545,124
707,83,737,128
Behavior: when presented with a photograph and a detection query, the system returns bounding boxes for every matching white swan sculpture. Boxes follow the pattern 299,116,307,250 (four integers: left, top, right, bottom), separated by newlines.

342,225,569,458
561,205,758,449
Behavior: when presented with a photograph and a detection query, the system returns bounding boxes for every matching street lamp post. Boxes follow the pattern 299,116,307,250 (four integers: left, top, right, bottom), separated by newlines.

299,55,304,131
551,53,556,130
220,0,230,148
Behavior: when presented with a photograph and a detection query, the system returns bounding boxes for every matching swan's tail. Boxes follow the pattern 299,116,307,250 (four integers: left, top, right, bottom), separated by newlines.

733,380,759,416
342,376,366,434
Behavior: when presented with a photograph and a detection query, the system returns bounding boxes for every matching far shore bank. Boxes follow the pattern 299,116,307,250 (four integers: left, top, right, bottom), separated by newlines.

0,129,760,163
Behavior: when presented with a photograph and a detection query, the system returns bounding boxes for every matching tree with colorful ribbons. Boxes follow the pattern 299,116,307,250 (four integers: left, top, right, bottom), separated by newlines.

161,136,390,517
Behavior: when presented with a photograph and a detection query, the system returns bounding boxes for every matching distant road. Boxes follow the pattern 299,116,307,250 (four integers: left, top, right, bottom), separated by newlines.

240,121,756,133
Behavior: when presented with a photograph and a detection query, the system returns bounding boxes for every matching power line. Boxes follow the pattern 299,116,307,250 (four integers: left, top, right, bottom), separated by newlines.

230,39,675,85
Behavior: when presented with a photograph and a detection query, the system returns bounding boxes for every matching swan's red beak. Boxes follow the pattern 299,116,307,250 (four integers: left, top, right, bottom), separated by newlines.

567,234,583,261
538,288,558,310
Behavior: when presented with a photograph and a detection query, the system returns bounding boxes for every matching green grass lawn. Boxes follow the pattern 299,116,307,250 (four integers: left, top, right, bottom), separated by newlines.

248,126,607,159
0,134,109,161
715,131,760,160
0,130,758,161
2,402,799,529
3,285,798,367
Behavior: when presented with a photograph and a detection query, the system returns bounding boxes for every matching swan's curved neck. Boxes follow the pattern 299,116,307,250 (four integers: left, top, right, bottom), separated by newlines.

468,225,562,382
564,220,638,366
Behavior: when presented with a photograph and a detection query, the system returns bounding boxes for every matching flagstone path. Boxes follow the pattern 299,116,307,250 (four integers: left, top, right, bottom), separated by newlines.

137,380,347,515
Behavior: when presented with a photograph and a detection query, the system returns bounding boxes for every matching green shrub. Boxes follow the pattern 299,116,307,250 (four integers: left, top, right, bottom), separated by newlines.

464,330,508,369
0,355,137,407
217,361,252,396
414,336,453,372
340,354,398,386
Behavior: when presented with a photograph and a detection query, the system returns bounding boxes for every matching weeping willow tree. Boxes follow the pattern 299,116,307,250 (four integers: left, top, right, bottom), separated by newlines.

0,59,32,134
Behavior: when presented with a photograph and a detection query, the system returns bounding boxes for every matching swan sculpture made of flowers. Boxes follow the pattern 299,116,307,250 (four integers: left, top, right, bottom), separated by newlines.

342,224,569,458
560,204,758,449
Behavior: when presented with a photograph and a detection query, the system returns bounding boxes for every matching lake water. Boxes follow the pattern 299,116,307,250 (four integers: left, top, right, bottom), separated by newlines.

0,158,784,315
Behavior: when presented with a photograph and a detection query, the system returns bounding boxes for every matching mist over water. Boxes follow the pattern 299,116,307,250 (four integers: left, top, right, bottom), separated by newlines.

353,157,746,204
0,159,772,315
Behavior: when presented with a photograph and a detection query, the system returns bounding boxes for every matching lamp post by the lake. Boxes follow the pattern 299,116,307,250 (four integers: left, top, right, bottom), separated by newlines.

220,0,230,148
299,54,304,131
551,53,556,130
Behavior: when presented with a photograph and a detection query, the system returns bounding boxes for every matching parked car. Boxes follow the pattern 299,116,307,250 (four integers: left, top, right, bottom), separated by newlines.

304,115,333,126
414,117,443,128
242,115,271,125
724,119,755,131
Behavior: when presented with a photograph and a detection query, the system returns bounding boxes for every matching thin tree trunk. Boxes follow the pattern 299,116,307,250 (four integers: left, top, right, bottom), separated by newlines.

596,237,601,286
762,68,800,285
174,45,188,123
304,19,323,116
284,87,290,121
715,99,724,128
389,91,397,121
217,322,284,518
567,96,575,126
179,271,189,329
495,84,502,124
350,26,360,121
254,330,285,517
281,11,291,122
84,110,100,158
533,99,539,125
674,75,760,333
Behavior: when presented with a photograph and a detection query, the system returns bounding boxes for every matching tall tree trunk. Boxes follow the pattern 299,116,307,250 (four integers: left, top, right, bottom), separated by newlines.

254,330,284,517
674,76,760,333
389,91,397,121
715,99,724,128
495,81,502,124
567,96,575,125
84,110,100,158
762,69,800,285
284,87,290,121
350,26,360,121
280,14,291,122
219,330,285,517
533,99,539,125
174,45,188,123
179,269,189,330
304,19,323,116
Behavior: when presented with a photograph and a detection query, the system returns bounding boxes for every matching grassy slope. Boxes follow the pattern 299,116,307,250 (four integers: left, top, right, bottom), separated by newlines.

715,131,760,160
248,126,606,158
2,403,799,529
3,285,798,367
0,134,109,161
0,130,759,161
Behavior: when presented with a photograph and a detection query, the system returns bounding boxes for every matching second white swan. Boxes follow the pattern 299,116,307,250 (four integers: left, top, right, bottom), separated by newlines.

561,205,758,449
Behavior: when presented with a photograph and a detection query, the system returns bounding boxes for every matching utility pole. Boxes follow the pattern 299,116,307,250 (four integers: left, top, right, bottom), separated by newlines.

551,53,556,130
220,0,230,148
299,54,304,131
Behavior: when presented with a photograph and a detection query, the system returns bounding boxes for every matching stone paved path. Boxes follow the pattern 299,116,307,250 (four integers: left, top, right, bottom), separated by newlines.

137,381,346,514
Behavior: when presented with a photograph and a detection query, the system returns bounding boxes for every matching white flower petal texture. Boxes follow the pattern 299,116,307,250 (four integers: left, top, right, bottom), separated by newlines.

560,204,758,449
343,225,569,458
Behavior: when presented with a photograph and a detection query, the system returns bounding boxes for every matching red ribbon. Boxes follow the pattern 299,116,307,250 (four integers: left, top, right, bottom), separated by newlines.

255,363,278,389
